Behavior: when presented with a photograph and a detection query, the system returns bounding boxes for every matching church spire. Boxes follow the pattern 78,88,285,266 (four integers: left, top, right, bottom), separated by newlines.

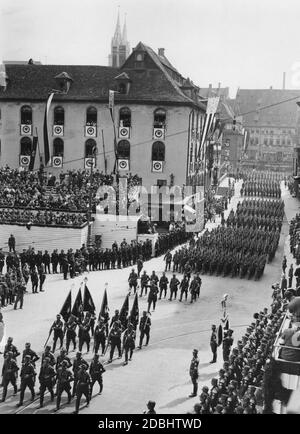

112,6,122,46
122,13,128,44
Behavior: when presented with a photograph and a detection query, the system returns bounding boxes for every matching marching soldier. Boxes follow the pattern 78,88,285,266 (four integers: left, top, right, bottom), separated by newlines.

189,349,199,397
1,351,19,402
72,352,89,398
179,275,189,302
222,329,234,362
137,256,143,277
169,274,180,301
110,309,121,329
55,360,73,411
107,322,122,363
164,250,172,272
138,311,151,349
17,355,36,407
150,270,159,286
22,342,39,366
147,282,159,312
14,281,26,310
128,269,138,295
159,272,169,299
56,348,72,370
123,323,136,365
210,324,218,364
38,357,56,408
89,353,105,396
41,345,56,367
51,314,64,353
94,319,107,355
288,263,294,288
3,337,20,359
73,364,91,414
65,314,78,353
30,267,39,294
78,312,92,353
140,271,150,297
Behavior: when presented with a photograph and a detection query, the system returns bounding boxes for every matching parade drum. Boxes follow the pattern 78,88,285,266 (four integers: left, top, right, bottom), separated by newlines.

217,324,223,346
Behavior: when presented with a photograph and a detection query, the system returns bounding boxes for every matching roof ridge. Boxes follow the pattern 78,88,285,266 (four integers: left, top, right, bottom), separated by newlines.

143,44,195,105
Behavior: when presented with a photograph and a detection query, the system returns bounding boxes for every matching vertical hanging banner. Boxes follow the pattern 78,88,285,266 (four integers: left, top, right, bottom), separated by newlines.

43,92,55,166
198,97,220,161
109,90,115,113
29,133,38,171
184,186,205,233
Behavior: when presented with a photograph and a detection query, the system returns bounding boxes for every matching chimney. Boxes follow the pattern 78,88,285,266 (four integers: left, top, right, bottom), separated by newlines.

270,86,273,90
283,72,286,90
208,83,212,97
158,48,165,56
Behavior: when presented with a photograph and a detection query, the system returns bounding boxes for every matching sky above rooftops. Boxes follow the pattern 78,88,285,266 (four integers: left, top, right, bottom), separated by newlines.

1,0,300,98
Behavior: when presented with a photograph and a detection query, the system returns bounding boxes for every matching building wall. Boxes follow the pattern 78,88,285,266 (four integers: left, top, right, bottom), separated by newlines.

243,125,294,171
0,100,191,190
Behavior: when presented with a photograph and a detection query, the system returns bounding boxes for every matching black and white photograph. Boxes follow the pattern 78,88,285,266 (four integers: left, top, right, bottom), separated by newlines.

1,0,300,420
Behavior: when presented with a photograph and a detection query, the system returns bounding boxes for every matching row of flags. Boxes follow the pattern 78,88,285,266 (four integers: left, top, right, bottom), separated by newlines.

59,282,139,330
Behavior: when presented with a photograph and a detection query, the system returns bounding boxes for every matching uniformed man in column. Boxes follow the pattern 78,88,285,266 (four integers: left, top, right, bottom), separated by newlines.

93,318,107,355
189,349,199,397
123,323,136,366
210,324,218,363
38,357,56,408
89,354,105,396
73,364,91,414
138,311,151,349
65,314,78,354
17,355,36,407
51,314,64,353
1,351,19,402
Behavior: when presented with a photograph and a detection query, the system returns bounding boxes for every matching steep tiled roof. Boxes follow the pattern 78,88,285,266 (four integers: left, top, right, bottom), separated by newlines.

236,89,300,127
0,63,200,107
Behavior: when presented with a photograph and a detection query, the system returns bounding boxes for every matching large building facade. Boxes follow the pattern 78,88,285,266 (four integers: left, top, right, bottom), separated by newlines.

236,88,299,172
0,42,206,190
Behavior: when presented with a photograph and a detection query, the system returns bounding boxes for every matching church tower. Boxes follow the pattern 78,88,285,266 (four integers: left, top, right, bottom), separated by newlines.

109,10,130,68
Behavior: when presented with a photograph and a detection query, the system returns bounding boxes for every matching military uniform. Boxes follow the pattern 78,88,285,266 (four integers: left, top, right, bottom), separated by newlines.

147,283,159,312
56,364,73,410
138,312,151,348
159,274,169,299
1,355,19,401
94,321,106,355
123,326,136,365
38,361,56,407
108,325,122,362
65,316,78,353
18,358,36,406
210,326,218,363
189,350,199,397
89,357,105,395
51,316,64,353
169,276,180,301
74,366,91,414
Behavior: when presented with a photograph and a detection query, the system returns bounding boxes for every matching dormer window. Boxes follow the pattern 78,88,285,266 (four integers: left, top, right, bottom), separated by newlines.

134,51,145,69
114,72,131,95
118,83,127,94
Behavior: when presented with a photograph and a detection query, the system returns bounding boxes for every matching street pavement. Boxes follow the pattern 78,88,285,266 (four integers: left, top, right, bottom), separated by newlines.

0,178,296,415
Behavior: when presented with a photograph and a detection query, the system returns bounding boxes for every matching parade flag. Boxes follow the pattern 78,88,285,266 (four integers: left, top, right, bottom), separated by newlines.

98,288,109,321
59,290,72,322
119,294,129,330
71,288,83,318
129,293,139,330
43,92,55,166
198,97,220,161
29,133,38,171
83,284,96,314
